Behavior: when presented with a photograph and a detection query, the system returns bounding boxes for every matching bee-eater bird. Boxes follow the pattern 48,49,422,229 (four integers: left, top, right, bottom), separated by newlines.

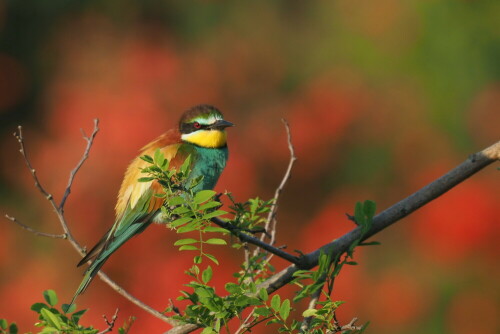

71,104,233,305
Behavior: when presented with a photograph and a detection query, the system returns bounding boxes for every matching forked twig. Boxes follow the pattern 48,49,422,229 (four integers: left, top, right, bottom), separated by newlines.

97,308,119,334
59,119,99,210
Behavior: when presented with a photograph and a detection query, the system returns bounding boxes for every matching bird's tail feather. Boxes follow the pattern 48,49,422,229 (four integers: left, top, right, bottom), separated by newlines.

70,219,153,306
69,254,108,307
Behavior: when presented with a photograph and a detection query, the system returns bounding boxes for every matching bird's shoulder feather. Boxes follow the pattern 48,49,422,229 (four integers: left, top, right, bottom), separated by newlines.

115,129,189,219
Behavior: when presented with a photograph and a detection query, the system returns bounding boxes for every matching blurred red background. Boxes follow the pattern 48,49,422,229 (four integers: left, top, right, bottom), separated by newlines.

0,1,499,333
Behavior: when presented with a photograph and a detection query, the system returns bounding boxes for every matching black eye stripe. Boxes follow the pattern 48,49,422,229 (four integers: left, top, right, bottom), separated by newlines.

180,122,211,134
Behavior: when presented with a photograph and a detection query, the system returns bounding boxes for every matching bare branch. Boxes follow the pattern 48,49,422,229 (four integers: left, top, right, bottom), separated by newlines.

5,214,67,239
97,308,119,334
263,118,297,244
8,121,177,326
59,119,99,210
248,118,297,270
165,140,500,334
339,317,362,332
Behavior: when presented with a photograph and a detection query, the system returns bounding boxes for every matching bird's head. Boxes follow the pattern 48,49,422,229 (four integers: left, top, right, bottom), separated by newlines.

179,105,234,148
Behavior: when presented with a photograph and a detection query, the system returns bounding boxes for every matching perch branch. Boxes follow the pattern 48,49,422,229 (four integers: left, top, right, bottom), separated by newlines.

165,140,499,334
211,217,301,265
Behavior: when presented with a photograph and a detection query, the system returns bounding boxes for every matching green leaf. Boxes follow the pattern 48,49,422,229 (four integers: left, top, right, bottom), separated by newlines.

71,309,87,324
354,201,365,225
204,238,227,245
61,303,76,314
203,226,229,234
234,295,260,307
43,290,58,307
40,309,61,329
191,265,200,276
259,288,269,301
171,217,193,228
270,295,281,312
8,323,18,334
172,206,191,215
177,225,197,233
198,201,221,211
194,256,202,264
202,266,213,284
174,238,198,246
30,303,49,313
302,309,317,317
204,253,219,265
140,155,153,163
179,245,199,251
225,283,240,294
200,327,216,334
193,190,216,204
168,196,185,206
180,155,192,175
153,149,165,167
137,177,154,182
254,307,272,317
279,299,291,321
0,319,7,330
202,210,227,220
363,200,376,218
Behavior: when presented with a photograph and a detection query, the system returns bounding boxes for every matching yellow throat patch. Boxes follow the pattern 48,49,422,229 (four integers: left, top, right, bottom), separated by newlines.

182,130,227,148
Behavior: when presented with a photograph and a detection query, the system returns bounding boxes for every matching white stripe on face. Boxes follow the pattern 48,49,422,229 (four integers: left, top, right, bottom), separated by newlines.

193,114,223,125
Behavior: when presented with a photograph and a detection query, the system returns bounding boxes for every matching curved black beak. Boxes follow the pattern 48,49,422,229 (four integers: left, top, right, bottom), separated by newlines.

210,119,235,130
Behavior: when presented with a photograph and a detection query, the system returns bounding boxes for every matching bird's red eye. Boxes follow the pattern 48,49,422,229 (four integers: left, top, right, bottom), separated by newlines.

193,122,201,129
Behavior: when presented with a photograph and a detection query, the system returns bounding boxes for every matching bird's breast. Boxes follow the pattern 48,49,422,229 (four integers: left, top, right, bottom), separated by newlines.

189,146,229,191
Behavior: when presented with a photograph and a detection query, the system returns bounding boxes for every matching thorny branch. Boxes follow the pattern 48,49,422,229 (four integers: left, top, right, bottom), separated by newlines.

165,140,500,334
5,121,176,326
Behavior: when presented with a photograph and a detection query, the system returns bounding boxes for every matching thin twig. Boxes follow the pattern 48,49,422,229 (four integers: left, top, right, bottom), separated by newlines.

7,122,176,326
59,119,99,210
339,317,362,332
251,119,297,273
165,140,500,334
234,308,257,334
263,118,297,243
299,287,322,332
4,214,67,239
98,308,119,334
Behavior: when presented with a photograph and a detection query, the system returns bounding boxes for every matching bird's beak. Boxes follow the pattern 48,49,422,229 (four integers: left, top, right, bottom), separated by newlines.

210,119,235,130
